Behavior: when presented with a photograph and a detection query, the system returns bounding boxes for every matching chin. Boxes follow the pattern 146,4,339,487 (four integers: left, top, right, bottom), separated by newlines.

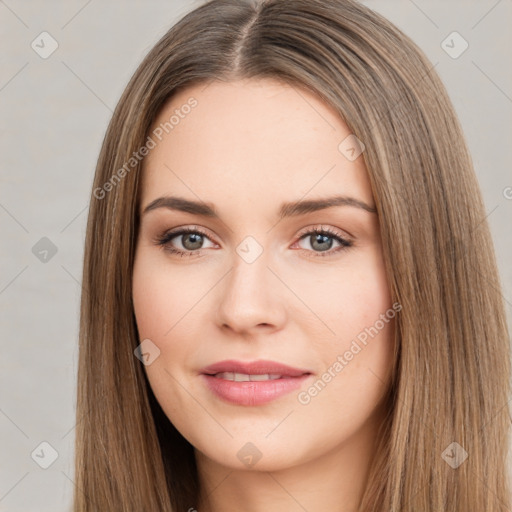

194,436,316,473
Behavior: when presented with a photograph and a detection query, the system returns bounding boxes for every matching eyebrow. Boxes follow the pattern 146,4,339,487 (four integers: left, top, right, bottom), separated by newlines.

142,195,377,219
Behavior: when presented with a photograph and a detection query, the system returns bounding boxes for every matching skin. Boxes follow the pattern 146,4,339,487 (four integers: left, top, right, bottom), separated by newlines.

132,78,396,512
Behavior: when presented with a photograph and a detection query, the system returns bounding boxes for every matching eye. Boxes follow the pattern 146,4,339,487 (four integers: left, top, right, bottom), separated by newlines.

293,226,353,257
153,226,216,257
153,225,353,258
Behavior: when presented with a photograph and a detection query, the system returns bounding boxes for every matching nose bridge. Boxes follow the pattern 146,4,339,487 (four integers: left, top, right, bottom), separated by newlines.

215,238,284,332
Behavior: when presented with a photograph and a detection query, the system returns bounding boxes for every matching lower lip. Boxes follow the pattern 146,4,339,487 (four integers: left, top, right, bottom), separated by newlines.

201,374,311,406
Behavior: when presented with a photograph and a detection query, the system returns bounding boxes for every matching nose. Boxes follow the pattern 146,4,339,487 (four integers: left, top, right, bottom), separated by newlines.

215,250,287,336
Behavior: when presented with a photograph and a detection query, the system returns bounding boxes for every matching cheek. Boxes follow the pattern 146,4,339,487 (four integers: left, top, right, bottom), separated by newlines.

132,251,207,391
132,255,199,420
334,252,395,388
132,251,204,340
294,248,392,342
297,315,395,437
297,248,395,402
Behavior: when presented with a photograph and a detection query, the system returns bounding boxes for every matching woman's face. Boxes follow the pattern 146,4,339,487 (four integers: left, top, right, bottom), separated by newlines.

132,78,396,472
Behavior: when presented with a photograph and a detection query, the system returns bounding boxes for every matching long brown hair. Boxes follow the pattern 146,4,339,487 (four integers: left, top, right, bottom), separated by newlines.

75,0,511,510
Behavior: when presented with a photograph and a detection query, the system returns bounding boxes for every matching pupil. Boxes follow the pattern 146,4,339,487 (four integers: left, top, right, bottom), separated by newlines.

184,233,203,250
312,234,332,251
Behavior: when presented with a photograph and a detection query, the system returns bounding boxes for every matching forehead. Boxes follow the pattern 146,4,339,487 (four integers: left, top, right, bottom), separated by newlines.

140,78,373,211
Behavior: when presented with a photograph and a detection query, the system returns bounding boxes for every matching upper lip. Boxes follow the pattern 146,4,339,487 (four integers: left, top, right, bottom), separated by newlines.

201,359,312,377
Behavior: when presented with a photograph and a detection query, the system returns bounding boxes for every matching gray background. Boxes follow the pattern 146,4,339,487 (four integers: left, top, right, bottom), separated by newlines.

1,1,511,510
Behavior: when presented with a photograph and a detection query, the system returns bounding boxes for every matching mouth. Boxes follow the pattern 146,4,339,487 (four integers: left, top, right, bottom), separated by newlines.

200,359,313,406
201,359,311,377
209,372,292,381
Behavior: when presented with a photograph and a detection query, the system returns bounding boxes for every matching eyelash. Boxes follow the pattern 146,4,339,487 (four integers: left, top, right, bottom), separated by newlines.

153,225,353,259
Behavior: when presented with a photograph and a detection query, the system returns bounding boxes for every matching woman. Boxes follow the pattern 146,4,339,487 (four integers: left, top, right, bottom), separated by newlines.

75,0,511,510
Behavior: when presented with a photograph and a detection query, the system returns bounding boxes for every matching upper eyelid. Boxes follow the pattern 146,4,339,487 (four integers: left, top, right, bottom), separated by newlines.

162,224,352,246
164,225,217,242
296,224,351,239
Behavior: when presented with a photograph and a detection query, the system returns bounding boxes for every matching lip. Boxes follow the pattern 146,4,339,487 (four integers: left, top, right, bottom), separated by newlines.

200,359,313,406
201,359,311,377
